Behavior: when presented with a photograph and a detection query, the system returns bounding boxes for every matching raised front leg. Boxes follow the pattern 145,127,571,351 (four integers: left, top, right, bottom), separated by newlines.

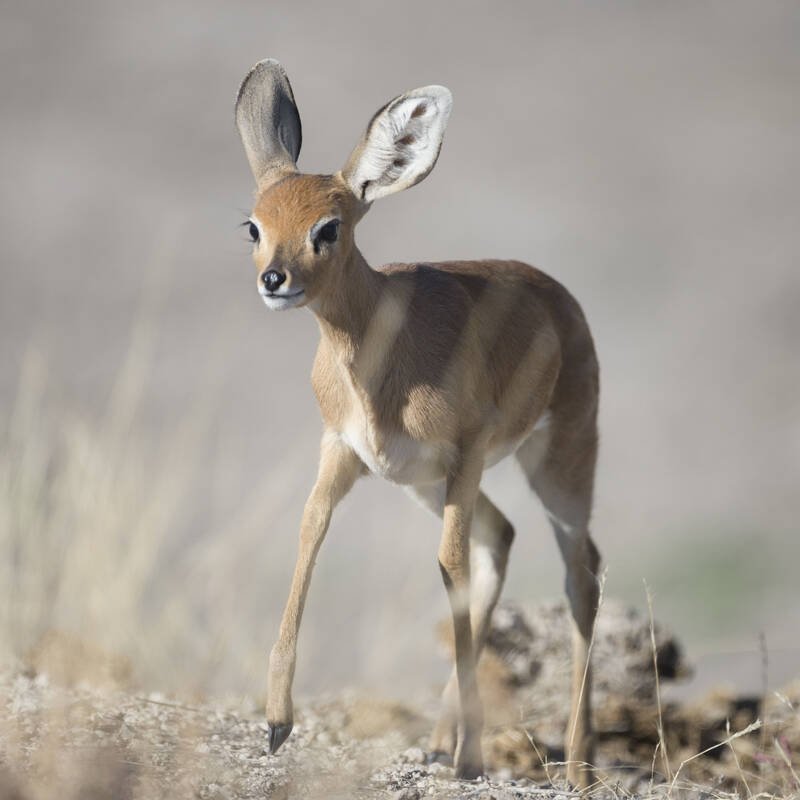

437,438,487,779
266,429,361,754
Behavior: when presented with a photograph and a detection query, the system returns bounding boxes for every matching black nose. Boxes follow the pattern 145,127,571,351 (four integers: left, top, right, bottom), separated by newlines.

262,270,286,292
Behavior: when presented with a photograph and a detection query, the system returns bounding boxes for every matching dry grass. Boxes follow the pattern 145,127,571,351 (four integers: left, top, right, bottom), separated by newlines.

645,580,672,785
473,597,800,799
0,326,299,700
1,343,196,688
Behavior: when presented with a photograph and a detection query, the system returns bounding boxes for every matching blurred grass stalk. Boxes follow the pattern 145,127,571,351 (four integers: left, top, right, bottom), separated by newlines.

0,314,187,677
0,283,300,699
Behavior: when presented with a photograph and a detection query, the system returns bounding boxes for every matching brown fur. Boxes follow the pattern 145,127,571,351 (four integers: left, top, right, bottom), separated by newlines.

251,174,601,785
237,66,601,786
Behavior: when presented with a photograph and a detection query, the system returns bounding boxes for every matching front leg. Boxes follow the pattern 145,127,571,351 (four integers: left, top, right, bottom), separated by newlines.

266,429,361,753
438,436,486,779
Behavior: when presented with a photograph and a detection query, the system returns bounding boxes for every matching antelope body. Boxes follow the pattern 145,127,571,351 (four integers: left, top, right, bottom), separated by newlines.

235,59,601,786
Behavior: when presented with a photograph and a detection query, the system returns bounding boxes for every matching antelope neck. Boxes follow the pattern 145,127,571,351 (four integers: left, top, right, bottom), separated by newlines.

311,246,388,361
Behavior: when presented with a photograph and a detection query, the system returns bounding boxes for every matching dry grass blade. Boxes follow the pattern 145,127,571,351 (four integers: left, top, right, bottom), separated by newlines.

644,579,672,785
584,765,631,799
668,718,763,795
568,566,607,756
649,739,662,790
773,737,800,789
523,724,554,787
726,717,752,798
132,696,207,714
524,757,597,795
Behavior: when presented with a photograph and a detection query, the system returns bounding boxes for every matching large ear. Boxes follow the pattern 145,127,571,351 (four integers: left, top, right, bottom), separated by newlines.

341,86,452,203
235,59,302,188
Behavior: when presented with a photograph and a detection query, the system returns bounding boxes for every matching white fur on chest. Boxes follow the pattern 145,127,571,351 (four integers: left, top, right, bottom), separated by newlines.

335,361,448,484
340,416,445,484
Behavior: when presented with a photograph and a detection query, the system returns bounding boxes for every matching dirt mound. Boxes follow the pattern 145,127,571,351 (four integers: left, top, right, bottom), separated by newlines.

456,601,798,794
472,600,687,729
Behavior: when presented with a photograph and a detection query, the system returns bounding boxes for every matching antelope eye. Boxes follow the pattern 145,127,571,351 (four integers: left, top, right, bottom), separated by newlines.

318,220,339,243
312,219,339,252
248,222,259,243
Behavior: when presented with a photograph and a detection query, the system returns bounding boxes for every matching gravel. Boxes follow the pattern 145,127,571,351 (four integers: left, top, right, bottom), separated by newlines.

0,670,587,800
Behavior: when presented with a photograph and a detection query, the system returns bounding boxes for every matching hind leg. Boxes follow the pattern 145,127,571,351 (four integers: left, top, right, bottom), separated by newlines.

516,417,601,788
408,482,515,762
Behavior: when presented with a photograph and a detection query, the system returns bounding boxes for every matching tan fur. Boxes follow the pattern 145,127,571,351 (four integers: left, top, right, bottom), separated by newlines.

237,63,601,786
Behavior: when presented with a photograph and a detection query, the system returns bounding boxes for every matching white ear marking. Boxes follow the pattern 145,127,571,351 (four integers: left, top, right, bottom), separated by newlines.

342,85,452,203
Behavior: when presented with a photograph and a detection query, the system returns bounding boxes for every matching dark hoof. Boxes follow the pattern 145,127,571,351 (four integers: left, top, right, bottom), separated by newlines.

267,721,293,754
426,750,453,766
454,762,483,781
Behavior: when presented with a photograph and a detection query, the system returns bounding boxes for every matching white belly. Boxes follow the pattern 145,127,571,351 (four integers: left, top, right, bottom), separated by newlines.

339,409,551,485
340,418,447,484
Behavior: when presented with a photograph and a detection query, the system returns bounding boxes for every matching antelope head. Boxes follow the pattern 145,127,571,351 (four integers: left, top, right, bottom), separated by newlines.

235,59,452,311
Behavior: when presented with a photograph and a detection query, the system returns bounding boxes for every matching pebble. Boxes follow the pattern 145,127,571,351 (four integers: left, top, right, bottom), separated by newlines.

391,789,421,800
402,746,425,764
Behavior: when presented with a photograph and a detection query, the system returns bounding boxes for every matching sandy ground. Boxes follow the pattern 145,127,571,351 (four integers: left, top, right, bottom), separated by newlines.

0,669,597,800
3,602,798,799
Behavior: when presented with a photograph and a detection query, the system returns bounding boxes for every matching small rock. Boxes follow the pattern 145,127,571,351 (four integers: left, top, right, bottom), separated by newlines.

392,789,420,800
402,746,425,764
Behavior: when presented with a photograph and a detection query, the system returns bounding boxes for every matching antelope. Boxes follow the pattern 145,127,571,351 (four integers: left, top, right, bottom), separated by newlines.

235,59,601,786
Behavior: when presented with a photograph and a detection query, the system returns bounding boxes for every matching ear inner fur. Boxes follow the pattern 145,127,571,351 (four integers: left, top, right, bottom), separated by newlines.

235,58,303,188
341,85,452,203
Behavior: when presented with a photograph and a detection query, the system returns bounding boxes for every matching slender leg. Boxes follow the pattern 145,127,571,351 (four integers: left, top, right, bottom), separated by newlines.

436,437,487,779
266,429,361,753
553,522,600,788
516,418,601,789
410,482,515,761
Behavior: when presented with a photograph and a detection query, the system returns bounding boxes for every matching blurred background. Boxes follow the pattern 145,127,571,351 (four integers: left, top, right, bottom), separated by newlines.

1,0,798,706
